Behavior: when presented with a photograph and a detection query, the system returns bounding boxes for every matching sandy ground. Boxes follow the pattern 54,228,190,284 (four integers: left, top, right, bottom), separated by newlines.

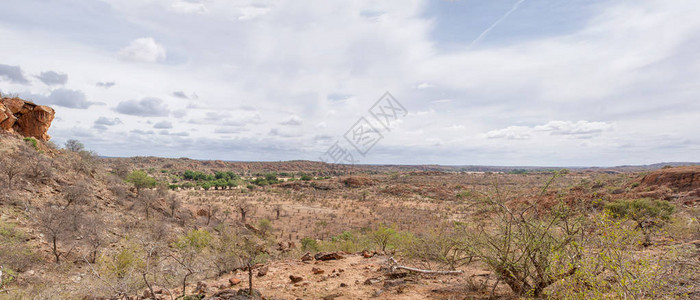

195,254,500,300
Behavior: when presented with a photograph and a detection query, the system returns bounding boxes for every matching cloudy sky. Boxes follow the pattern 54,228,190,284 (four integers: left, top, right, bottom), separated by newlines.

0,0,698,166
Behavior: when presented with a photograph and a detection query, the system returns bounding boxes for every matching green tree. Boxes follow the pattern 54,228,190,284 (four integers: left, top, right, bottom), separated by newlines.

126,170,157,195
368,223,397,252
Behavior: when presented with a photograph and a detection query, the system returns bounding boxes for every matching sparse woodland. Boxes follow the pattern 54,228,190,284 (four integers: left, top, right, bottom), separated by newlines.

0,133,698,299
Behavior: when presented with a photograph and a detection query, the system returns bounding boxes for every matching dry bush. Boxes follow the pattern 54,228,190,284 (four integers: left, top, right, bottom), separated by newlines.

134,189,158,219
0,146,29,189
465,172,583,297
36,205,83,263
551,214,700,298
62,181,92,208
106,174,129,204
25,153,54,185
341,176,376,188
79,214,108,263
0,220,40,273
402,222,473,271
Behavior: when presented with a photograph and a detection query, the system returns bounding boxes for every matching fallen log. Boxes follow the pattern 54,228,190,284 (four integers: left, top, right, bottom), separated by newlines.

387,257,464,275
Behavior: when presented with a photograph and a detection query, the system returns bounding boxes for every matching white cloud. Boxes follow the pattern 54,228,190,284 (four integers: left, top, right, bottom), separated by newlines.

279,115,303,126
534,120,613,136
170,1,207,14
1,0,698,165
416,82,433,89
237,5,271,20
117,38,166,63
485,121,614,140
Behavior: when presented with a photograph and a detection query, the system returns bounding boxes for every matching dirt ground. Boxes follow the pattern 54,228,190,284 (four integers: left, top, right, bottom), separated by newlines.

191,254,505,300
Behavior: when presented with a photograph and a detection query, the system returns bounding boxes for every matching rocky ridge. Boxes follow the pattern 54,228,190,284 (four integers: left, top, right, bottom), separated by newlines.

0,96,55,141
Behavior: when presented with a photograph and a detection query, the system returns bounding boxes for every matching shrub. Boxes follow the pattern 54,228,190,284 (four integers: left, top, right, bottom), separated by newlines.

64,139,84,152
107,246,144,278
551,213,696,298
368,223,397,252
174,229,212,251
605,198,674,246
126,170,157,195
300,237,319,252
258,218,272,235
466,171,583,297
0,221,40,273
23,137,38,150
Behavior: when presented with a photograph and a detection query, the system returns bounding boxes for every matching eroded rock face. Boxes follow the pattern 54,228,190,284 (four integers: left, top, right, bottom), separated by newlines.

640,166,700,192
0,97,55,141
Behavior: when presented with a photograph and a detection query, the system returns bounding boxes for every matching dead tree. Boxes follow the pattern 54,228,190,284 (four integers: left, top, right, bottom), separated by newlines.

37,205,81,263
236,199,254,224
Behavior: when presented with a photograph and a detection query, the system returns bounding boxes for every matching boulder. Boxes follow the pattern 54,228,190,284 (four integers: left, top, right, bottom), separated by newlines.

229,277,241,286
314,252,345,261
289,275,304,283
257,265,268,277
301,252,313,262
0,97,55,141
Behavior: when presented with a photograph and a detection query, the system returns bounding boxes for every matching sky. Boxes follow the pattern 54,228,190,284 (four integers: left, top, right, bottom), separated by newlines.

0,0,698,167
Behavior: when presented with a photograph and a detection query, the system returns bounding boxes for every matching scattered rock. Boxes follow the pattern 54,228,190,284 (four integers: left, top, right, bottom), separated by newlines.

340,283,348,287
383,279,407,288
314,252,345,261
237,288,262,299
385,272,408,279
322,293,343,300
312,267,325,274
364,277,382,285
257,265,268,277
289,275,304,283
229,277,241,286
301,252,313,262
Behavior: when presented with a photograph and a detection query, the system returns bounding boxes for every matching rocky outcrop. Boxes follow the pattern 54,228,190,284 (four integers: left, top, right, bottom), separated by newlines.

0,97,55,141
640,166,700,192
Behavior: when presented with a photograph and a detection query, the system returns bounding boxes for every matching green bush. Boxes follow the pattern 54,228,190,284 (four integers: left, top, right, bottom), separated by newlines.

300,237,319,252
605,198,674,246
368,223,398,252
174,229,212,251
258,218,272,235
126,170,157,193
103,245,144,278
23,137,38,150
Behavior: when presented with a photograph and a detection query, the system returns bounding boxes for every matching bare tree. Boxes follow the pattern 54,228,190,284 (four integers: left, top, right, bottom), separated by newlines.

135,221,170,300
166,193,181,218
236,199,254,224
0,152,26,190
238,234,268,297
206,204,220,225
62,182,92,208
37,205,81,263
136,190,158,219
64,139,84,152
111,161,130,179
26,155,53,184
273,204,282,220
80,214,107,263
